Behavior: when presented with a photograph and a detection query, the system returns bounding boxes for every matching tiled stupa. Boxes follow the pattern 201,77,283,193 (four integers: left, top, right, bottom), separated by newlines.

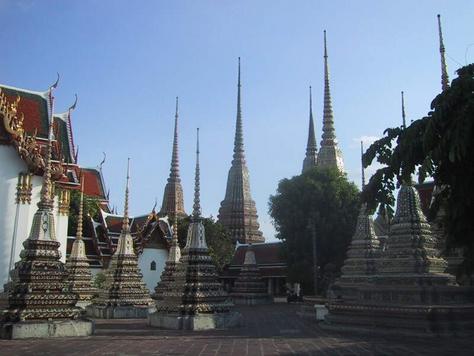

302,86,318,173
316,31,344,173
160,97,186,217
230,244,273,305
152,217,181,301
87,159,154,319
324,184,474,336
331,147,380,300
149,129,241,330
0,84,93,339
218,58,264,244
66,178,97,308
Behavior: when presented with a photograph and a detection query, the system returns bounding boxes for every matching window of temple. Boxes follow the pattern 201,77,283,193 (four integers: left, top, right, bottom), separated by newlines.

150,261,156,271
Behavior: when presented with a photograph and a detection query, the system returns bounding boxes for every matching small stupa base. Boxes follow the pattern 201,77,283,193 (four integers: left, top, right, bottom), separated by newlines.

322,302,474,337
0,319,94,339
231,294,273,305
86,304,155,319
148,311,242,330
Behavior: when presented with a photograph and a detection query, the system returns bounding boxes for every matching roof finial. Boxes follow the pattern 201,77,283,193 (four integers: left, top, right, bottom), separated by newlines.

401,91,406,129
233,57,245,162
192,128,201,219
437,14,449,91
122,158,131,233
360,141,365,188
76,176,84,241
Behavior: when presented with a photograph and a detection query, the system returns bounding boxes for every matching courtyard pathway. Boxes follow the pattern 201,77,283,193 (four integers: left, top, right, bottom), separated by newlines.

0,303,472,355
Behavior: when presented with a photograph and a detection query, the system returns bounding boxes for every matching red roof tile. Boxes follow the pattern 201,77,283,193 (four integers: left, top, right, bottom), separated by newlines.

230,243,286,266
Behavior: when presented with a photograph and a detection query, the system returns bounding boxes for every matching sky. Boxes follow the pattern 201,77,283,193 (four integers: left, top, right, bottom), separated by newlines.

1,1,473,241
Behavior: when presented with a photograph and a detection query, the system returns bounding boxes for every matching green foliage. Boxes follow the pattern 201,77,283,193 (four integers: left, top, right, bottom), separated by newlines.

362,64,474,251
176,216,234,272
269,167,360,294
93,271,106,289
67,190,100,236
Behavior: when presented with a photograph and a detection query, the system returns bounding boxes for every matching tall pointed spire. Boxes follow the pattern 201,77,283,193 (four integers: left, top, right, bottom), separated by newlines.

76,177,85,240
316,30,345,173
160,97,186,217
401,91,406,129
122,158,131,234
360,141,365,188
192,128,201,219
218,58,264,244
302,86,318,173
234,57,244,163
437,14,450,91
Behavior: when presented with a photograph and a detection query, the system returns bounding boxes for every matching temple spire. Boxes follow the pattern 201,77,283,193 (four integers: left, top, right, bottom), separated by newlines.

316,30,345,173
160,97,186,217
437,14,449,91
218,58,264,244
192,128,201,219
122,158,131,233
76,177,84,240
361,141,365,188
302,86,318,173
233,57,244,162
401,91,406,129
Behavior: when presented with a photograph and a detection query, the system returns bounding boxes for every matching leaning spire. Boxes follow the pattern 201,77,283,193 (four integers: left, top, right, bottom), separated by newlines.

302,86,318,173
160,97,186,217
360,141,365,188
316,30,345,173
218,58,264,244
437,14,449,91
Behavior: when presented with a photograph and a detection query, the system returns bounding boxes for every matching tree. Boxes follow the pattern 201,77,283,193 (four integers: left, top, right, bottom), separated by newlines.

67,190,100,236
362,64,474,254
176,216,234,273
269,167,360,294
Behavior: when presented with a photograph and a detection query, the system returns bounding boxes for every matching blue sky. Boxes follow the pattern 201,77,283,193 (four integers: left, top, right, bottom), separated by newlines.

1,1,473,241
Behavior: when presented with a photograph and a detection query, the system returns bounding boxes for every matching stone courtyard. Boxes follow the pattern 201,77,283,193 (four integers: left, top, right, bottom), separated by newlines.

0,302,472,355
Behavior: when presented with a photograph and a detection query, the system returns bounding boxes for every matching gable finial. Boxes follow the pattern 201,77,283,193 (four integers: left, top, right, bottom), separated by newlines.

192,128,201,219
437,14,449,91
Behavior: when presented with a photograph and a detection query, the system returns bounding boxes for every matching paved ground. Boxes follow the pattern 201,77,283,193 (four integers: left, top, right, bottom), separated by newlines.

0,303,472,355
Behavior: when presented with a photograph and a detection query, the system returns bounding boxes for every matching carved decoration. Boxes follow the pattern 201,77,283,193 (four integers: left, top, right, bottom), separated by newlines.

58,189,71,216
16,172,33,204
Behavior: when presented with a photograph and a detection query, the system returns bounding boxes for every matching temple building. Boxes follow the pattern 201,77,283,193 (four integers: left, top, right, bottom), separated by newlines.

1,83,92,338
316,31,345,173
160,97,186,217
221,242,287,296
0,83,80,290
302,86,318,173
230,244,273,305
218,59,265,244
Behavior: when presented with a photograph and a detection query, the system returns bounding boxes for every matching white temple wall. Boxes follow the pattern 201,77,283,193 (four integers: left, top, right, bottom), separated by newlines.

138,248,168,292
55,209,68,263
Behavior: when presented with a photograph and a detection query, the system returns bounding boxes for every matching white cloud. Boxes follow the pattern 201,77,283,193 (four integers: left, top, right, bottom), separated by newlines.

351,135,380,149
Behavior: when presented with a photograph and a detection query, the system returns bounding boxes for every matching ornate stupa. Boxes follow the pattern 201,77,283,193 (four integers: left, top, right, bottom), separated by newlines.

331,143,380,299
160,97,186,217
87,159,154,319
316,31,344,173
1,81,93,339
325,184,474,336
66,178,96,308
149,129,241,330
152,216,181,301
230,244,273,305
218,58,264,244
302,86,318,173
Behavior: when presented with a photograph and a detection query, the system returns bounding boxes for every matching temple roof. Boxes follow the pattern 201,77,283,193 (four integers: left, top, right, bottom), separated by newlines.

229,242,286,267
